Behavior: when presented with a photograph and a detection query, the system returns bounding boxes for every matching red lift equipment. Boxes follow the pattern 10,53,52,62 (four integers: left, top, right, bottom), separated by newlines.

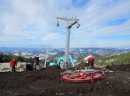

60,69,106,83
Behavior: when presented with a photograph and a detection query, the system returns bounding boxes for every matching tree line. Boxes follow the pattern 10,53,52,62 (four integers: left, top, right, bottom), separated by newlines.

95,52,130,66
0,54,33,63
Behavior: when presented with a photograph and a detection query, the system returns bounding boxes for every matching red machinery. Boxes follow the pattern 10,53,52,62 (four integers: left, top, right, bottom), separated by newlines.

60,69,106,83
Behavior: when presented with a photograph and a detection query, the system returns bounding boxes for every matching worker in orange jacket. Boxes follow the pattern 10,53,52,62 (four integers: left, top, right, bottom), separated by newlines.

10,59,17,72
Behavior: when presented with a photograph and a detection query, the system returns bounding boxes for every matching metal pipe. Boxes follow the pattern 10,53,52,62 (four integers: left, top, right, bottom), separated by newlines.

43,46,51,68
44,49,48,68
65,27,71,63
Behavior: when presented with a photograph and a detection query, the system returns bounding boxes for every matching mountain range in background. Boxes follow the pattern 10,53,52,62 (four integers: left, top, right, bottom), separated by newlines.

0,47,130,62
0,47,130,56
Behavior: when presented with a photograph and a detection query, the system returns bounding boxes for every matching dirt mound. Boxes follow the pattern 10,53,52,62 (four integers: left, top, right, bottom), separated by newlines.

106,64,130,71
0,64,130,96
74,62,86,70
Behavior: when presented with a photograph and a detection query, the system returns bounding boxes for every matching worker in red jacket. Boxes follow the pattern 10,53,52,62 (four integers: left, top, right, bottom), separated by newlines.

10,59,17,72
87,55,95,68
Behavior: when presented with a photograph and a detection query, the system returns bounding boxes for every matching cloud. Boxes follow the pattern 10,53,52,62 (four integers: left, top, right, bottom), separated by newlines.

42,33,64,41
0,0,130,48
71,0,130,38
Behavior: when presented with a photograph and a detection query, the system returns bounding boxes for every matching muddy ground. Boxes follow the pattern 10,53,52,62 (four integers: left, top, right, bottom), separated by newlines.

0,64,130,96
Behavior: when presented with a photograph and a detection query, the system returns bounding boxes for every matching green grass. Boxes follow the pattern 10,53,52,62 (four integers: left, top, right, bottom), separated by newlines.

95,52,130,66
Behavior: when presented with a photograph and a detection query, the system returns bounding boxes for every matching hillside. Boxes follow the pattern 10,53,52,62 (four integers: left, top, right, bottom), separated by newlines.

47,51,101,62
95,52,130,66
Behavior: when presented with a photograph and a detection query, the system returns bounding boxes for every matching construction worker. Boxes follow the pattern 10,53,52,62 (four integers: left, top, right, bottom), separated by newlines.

33,56,37,70
36,54,39,65
34,54,39,70
85,55,94,69
10,59,17,72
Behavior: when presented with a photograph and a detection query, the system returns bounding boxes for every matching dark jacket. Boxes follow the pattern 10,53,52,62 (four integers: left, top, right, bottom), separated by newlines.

36,56,39,64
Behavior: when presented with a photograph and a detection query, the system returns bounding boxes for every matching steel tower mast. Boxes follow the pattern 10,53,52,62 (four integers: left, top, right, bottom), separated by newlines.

56,16,80,63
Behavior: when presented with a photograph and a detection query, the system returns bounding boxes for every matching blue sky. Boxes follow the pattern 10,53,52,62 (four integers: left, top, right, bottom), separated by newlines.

0,0,130,48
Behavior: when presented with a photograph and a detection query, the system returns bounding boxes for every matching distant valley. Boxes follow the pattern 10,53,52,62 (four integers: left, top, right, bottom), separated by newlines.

0,47,130,59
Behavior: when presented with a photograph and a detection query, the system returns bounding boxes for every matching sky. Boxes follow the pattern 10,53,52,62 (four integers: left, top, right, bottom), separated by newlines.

0,0,130,48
